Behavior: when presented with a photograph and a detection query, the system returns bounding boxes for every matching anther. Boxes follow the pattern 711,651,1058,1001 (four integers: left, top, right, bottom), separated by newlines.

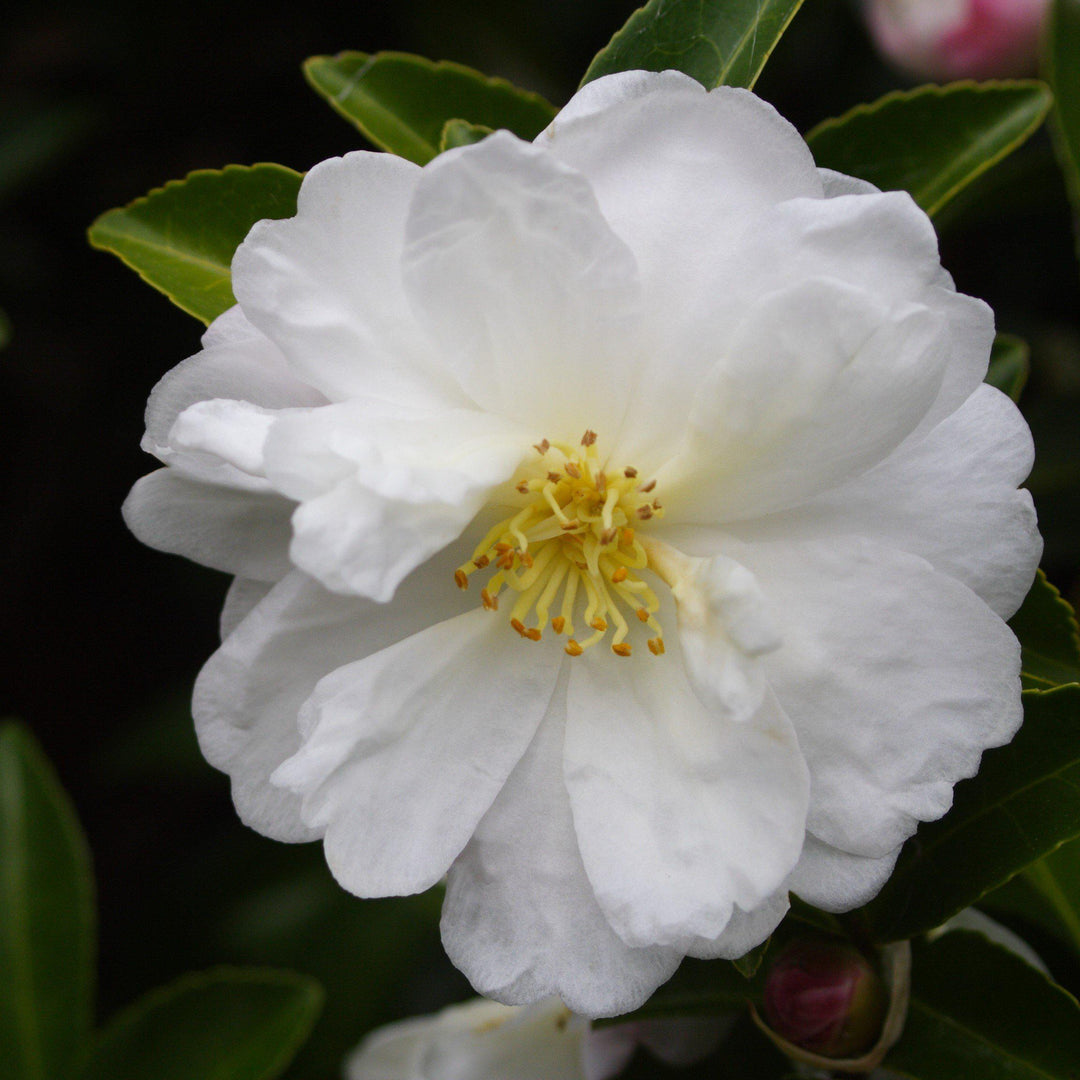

481,589,498,610
473,554,490,569
511,618,527,637
516,481,530,494
624,466,638,478
581,430,597,446
454,569,469,589
565,640,584,657
611,566,629,584
519,551,534,569
552,616,566,634
636,505,654,520
590,617,608,632
648,637,666,655
547,471,561,483
498,551,515,570
495,542,512,554
612,643,632,657
561,519,581,531
525,628,542,642
639,479,657,493
533,439,550,454
621,528,635,545
565,462,582,479
636,607,649,622
600,527,617,545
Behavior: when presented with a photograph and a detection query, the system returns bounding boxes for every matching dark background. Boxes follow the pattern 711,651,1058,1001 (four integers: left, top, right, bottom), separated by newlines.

3,1,1079,1075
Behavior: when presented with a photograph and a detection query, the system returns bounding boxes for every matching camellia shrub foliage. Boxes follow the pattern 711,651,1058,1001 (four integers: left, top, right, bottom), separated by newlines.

5,2,1080,1079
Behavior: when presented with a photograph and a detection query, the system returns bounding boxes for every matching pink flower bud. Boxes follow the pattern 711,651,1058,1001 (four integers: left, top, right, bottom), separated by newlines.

864,0,1049,80
762,940,888,1059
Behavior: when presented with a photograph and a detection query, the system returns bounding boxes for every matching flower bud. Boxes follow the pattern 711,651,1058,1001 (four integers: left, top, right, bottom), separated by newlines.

863,0,1049,81
762,939,888,1059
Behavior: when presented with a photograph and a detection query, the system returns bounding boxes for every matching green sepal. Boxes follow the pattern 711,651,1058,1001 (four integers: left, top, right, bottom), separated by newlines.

580,0,806,91
440,119,494,152
885,930,1080,1078
88,164,302,325
861,685,1080,943
985,333,1031,402
79,967,323,1080
807,81,1053,218
0,721,95,1080
1010,570,1080,690
303,52,555,166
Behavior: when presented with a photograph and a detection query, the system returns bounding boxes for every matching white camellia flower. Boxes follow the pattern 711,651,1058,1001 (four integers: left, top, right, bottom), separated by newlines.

344,996,726,1080
124,70,1041,1017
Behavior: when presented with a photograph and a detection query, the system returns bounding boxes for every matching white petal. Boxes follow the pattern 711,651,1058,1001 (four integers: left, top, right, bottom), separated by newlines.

219,577,272,640
168,399,280,479
262,400,528,601
442,674,681,1019
272,608,563,897
193,540,473,842
401,130,644,442
661,277,949,520
687,890,791,961
422,998,592,1080
644,541,780,723
818,168,880,198
712,532,1024,860
232,152,465,408
732,384,1041,619
142,307,324,486
540,74,822,317
345,1015,430,1080
122,469,294,581
788,835,900,911
564,637,809,952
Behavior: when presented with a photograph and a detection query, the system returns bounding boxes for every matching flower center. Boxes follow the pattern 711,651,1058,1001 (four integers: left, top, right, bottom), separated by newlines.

454,430,666,658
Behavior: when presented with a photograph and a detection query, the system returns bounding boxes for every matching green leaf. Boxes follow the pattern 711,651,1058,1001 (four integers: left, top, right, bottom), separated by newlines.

440,119,494,152
886,930,1080,1078
0,722,95,1080
581,0,805,90
985,333,1030,402
1046,0,1080,240
806,81,1053,218
861,685,1080,943
80,968,322,1080
88,164,302,324
303,52,556,166
1024,837,1080,952
1010,570,1080,690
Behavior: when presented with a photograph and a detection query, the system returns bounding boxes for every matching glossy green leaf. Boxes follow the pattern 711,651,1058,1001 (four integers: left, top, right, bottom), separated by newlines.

1021,836,1080,952
807,81,1053,218
0,722,95,1080
80,968,322,1080
440,118,493,152
580,0,805,90
861,685,1080,943
985,333,1030,402
886,931,1080,1078
88,164,302,324
1047,0,1080,232
303,52,556,166
1010,570,1080,690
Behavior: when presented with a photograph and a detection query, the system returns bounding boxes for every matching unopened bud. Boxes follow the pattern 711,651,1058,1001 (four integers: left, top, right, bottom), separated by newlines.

762,939,888,1060
863,0,1048,81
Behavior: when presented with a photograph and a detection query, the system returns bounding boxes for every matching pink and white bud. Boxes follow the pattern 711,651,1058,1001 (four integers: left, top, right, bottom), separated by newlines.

762,939,888,1059
863,0,1049,80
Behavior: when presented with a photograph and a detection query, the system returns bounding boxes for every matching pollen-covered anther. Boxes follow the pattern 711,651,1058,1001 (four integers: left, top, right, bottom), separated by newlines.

648,637,666,656
454,431,668,657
